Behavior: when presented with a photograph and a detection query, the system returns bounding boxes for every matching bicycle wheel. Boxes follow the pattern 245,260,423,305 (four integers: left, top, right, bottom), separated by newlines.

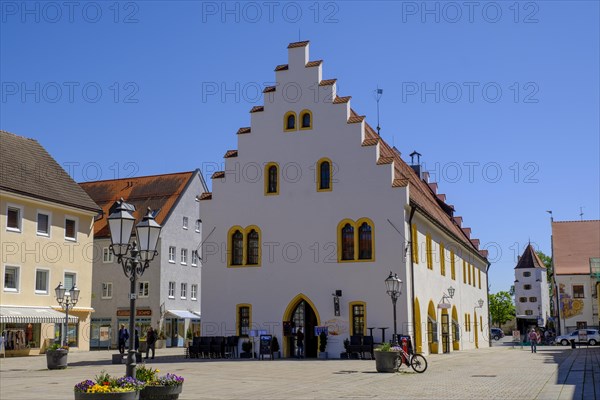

410,353,427,373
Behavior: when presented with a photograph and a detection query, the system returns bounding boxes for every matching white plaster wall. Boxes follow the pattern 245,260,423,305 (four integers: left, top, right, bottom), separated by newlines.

201,43,489,356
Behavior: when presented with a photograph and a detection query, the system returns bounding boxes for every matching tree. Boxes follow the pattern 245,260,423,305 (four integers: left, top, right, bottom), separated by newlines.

537,251,554,314
489,291,515,328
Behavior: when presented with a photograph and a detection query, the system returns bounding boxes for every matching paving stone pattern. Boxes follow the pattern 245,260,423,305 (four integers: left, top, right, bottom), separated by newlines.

1,345,598,399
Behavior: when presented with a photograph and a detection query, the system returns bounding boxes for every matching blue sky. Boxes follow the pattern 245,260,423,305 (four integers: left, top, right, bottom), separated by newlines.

2,1,599,293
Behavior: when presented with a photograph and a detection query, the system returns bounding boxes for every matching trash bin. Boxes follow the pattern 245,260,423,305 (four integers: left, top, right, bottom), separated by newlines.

570,339,576,349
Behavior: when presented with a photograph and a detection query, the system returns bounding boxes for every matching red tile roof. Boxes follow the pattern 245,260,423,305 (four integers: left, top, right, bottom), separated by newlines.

288,41,309,48
348,108,483,258
250,106,264,113
1,130,101,213
224,150,238,158
275,64,289,71
263,86,276,93
333,96,351,104
306,60,322,67
319,79,337,86
237,127,251,135
80,171,197,237
211,171,225,179
199,192,212,201
553,220,600,275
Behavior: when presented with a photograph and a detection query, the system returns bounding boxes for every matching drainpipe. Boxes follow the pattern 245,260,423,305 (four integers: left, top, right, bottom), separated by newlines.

408,206,417,350
486,261,492,348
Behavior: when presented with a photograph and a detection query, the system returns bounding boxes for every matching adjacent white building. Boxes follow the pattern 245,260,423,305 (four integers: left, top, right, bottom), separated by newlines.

514,244,551,331
200,41,490,357
80,170,208,348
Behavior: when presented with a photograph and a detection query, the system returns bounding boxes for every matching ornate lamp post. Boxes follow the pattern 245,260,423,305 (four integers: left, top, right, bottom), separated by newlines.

385,271,403,345
108,199,162,378
55,282,80,346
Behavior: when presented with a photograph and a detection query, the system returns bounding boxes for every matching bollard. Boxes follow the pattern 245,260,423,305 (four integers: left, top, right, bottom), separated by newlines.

570,339,576,349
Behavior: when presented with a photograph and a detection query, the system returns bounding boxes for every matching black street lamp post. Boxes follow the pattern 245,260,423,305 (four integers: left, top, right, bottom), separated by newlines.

108,199,162,378
385,271,403,345
55,282,80,346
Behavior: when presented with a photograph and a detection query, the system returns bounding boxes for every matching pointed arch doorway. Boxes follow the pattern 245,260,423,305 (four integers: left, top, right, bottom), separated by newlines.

283,294,320,358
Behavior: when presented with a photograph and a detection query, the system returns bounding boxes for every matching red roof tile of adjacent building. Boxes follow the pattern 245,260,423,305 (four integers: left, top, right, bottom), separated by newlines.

250,106,264,113
211,171,225,179
224,150,238,158
275,64,289,71
0,130,100,213
80,171,197,237
306,60,322,67
263,86,276,93
553,220,600,275
237,127,251,135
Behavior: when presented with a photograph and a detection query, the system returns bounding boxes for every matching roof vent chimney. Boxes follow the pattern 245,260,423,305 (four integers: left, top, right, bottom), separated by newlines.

409,151,422,178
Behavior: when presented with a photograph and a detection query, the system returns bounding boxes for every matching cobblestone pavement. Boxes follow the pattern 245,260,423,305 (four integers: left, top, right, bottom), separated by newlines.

1,345,598,399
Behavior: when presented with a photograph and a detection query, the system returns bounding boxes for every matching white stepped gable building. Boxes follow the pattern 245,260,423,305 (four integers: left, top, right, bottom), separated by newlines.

200,41,490,357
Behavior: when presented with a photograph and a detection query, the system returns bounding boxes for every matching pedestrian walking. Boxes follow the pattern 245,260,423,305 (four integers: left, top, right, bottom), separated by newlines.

145,327,156,359
296,328,304,358
118,324,129,354
529,328,539,353
134,329,140,351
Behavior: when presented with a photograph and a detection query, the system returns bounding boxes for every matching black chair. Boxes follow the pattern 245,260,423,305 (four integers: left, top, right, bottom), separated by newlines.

210,336,225,358
198,336,212,358
347,335,363,359
225,336,239,358
188,336,201,359
361,335,374,359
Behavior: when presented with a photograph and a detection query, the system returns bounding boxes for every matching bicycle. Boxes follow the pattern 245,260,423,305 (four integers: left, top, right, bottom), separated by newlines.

394,347,428,373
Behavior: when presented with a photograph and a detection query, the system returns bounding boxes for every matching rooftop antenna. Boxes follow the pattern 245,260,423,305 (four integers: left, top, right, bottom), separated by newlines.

579,206,584,221
374,86,383,135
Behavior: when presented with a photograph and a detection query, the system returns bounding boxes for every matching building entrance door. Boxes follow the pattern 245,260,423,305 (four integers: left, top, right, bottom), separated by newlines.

288,300,318,358
441,312,450,353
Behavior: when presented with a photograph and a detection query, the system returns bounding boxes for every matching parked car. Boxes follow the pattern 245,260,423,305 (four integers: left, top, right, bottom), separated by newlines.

555,329,600,346
490,328,505,341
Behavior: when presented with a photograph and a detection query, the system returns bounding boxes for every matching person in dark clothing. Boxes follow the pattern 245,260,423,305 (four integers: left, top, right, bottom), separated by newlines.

134,329,140,351
145,327,156,359
118,324,129,354
296,328,304,358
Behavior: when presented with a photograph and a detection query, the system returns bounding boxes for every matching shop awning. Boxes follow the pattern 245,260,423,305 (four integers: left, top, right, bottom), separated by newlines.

165,310,200,320
0,306,79,324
